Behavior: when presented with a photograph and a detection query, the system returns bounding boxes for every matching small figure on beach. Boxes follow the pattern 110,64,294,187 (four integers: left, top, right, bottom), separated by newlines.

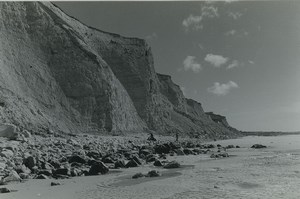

147,133,156,142
175,132,179,142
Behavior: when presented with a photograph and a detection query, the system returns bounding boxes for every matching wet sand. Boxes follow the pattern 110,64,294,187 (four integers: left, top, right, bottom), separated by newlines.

1,135,300,199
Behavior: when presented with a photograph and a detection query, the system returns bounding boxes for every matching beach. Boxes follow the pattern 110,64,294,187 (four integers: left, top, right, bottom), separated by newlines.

1,135,300,199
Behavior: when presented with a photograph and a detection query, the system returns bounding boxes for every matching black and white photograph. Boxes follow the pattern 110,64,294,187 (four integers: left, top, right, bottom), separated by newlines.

0,1,300,198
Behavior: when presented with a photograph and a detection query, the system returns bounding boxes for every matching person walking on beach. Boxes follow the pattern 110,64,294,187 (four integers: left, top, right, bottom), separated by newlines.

175,132,179,142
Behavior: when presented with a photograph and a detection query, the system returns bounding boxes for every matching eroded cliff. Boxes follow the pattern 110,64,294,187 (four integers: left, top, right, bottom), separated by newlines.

0,2,240,138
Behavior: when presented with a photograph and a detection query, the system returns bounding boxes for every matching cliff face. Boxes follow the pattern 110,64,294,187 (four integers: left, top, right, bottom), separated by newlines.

0,2,240,138
0,2,145,134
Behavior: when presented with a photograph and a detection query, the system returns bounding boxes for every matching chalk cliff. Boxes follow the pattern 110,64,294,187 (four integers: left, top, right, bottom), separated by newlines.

0,2,240,138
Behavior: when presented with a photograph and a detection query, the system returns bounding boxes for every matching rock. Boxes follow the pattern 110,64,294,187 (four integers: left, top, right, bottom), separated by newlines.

68,155,86,164
114,160,126,168
88,161,109,175
226,145,235,149
125,159,139,168
236,145,240,148
139,149,151,156
0,124,18,140
175,149,185,156
153,160,163,167
132,172,144,179
20,130,31,138
35,174,49,179
3,170,21,182
86,151,102,159
163,161,180,169
51,182,61,186
53,168,70,176
146,170,161,177
102,156,115,164
183,148,193,155
19,173,30,179
154,144,171,154
251,144,267,149
0,187,10,193
146,154,156,162
0,149,14,158
38,170,52,176
131,155,142,165
210,152,229,158
23,156,36,169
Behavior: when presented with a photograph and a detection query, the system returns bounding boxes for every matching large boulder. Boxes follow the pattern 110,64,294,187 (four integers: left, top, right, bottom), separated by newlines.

0,124,18,140
163,161,180,169
251,144,267,149
88,161,109,175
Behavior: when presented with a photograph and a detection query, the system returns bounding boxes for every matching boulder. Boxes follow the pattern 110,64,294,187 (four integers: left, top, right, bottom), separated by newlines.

3,170,21,182
23,156,36,169
53,168,70,176
51,182,61,186
251,144,267,149
125,159,139,168
114,160,126,168
163,161,180,169
146,170,161,177
35,174,49,179
0,124,18,140
68,155,86,164
0,187,10,193
132,172,144,179
154,144,171,154
0,149,14,158
88,161,109,175
153,160,163,167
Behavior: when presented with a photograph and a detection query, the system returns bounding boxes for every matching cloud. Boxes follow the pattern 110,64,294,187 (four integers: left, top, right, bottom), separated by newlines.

183,56,202,73
204,54,228,67
145,32,157,40
228,12,243,20
198,43,204,50
225,29,237,36
201,5,219,18
182,5,219,31
182,15,203,31
227,60,239,69
248,60,255,64
207,81,239,96
225,29,249,37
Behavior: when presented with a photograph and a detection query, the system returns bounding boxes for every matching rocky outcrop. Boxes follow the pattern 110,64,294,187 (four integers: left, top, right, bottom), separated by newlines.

0,2,240,138
205,112,229,127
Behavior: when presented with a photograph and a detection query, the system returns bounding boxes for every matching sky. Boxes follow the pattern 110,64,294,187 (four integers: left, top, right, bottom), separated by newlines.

55,1,300,132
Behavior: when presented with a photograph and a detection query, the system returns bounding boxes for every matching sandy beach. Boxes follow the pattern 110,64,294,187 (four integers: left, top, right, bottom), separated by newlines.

1,135,300,199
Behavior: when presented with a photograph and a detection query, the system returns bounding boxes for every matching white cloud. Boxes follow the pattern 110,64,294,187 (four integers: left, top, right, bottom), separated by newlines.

207,81,239,96
182,5,218,31
198,43,204,50
227,60,239,69
225,29,237,36
228,12,243,20
183,56,202,73
204,54,228,67
145,32,157,40
248,60,255,64
182,15,203,31
201,5,219,18
225,29,249,37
